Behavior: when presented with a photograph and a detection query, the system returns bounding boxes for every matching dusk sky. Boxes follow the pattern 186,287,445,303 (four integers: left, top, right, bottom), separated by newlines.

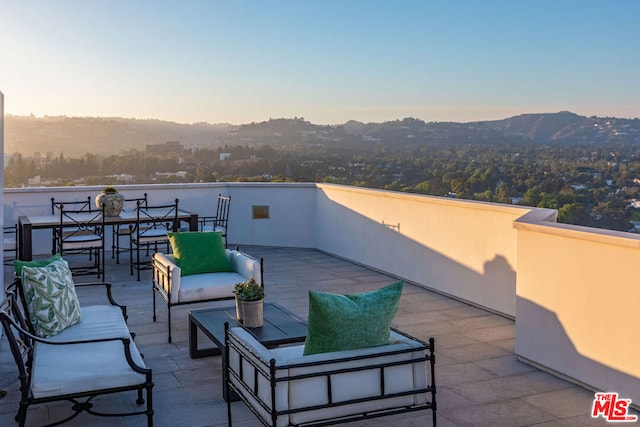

1,1,639,125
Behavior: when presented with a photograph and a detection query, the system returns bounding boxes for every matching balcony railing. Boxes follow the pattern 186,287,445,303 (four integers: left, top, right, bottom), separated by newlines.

3,181,639,407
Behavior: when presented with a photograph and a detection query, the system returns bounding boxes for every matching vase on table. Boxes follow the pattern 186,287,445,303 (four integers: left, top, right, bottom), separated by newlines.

95,188,125,217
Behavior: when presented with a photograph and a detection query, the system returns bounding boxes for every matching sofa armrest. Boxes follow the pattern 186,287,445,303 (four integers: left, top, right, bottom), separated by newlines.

226,326,290,426
152,253,182,305
74,281,127,320
227,250,263,285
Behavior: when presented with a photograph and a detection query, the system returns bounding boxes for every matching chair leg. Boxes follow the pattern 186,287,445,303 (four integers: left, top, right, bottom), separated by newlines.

130,239,134,276
167,304,172,343
152,286,157,322
17,401,28,426
100,245,105,280
145,384,154,427
137,243,141,281
227,383,233,426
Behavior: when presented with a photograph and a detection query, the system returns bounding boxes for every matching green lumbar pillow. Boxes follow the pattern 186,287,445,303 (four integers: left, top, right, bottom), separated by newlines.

14,253,62,276
168,231,233,276
303,281,404,356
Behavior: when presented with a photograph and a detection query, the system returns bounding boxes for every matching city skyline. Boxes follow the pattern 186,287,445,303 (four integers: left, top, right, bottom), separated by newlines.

1,1,639,125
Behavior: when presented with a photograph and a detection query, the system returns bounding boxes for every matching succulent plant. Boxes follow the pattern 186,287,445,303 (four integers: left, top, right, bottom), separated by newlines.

233,277,264,301
102,186,118,194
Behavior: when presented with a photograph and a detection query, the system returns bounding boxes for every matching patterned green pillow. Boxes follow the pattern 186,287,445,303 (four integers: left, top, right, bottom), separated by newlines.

21,259,82,338
303,281,404,356
167,231,232,276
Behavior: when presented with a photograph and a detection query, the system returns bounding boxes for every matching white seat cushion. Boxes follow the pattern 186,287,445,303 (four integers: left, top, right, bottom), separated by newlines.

31,338,147,399
31,304,146,399
177,272,247,302
201,225,226,233
46,305,131,342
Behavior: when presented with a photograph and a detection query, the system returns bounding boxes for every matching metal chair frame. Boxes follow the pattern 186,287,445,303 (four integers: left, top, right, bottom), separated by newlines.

50,196,94,256
0,282,153,427
199,194,231,247
112,193,148,264
3,224,18,266
129,199,179,281
57,204,106,278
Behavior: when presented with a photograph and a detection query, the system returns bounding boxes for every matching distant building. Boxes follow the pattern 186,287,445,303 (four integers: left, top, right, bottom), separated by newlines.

154,171,188,179
108,174,135,183
145,141,184,156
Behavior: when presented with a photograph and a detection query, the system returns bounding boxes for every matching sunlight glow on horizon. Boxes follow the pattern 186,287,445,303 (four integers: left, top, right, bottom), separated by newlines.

1,1,639,125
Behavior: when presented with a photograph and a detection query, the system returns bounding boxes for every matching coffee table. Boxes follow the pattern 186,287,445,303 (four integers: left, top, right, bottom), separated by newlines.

189,302,307,358
189,302,308,401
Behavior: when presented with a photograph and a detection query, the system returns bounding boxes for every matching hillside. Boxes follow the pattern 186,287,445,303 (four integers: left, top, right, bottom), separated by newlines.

4,116,233,157
5,112,640,157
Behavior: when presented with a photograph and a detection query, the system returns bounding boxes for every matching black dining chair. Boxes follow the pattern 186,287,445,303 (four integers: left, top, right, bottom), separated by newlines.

198,194,231,247
56,204,106,278
50,196,95,258
129,198,179,281
112,193,148,264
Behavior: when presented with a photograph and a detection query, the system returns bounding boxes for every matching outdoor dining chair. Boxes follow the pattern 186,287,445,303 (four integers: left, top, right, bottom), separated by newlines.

199,193,231,247
112,193,148,264
129,198,179,281
56,203,105,278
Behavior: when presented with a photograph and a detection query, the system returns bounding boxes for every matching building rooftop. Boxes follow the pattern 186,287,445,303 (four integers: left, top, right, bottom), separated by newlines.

1,247,628,426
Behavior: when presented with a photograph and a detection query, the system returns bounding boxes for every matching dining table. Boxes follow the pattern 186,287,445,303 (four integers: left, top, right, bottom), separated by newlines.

17,209,198,261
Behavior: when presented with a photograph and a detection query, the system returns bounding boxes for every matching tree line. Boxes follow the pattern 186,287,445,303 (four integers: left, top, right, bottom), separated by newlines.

6,139,640,232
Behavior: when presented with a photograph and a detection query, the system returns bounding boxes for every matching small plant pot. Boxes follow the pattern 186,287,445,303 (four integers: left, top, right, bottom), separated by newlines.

241,299,264,328
235,295,243,322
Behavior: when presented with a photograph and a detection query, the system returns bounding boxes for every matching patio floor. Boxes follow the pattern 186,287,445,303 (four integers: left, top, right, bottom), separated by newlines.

0,247,633,426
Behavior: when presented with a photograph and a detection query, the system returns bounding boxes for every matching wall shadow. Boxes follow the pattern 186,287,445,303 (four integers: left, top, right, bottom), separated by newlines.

315,190,518,316
517,297,640,406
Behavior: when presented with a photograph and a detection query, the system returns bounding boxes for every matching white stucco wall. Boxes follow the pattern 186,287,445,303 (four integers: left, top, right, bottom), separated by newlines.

515,219,640,405
314,184,533,316
3,182,318,256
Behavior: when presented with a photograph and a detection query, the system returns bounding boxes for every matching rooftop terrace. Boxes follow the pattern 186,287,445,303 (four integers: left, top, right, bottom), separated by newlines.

1,182,639,426
1,247,629,427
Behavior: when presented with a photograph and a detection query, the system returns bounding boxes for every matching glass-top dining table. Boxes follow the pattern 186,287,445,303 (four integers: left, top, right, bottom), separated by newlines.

17,209,198,261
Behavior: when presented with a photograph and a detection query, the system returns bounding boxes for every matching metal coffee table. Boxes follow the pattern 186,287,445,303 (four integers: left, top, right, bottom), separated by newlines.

189,302,308,401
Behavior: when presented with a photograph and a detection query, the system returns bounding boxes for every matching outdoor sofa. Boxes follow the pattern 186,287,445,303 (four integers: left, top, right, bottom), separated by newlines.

2,257,153,426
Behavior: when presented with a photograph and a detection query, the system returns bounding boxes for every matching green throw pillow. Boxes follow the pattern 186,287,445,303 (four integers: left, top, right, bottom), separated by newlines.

21,258,82,338
303,281,404,356
14,253,62,276
167,231,233,276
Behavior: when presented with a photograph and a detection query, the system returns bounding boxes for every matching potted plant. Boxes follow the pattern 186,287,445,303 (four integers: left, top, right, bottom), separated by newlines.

95,186,125,216
233,277,264,328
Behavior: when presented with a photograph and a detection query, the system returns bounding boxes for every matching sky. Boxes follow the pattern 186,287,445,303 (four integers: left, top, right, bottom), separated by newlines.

1,0,639,125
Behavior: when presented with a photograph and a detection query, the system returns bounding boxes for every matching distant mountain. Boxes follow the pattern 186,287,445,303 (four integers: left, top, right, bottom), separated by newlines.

343,112,640,146
4,115,234,157
474,111,590,143
5,112,640,157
